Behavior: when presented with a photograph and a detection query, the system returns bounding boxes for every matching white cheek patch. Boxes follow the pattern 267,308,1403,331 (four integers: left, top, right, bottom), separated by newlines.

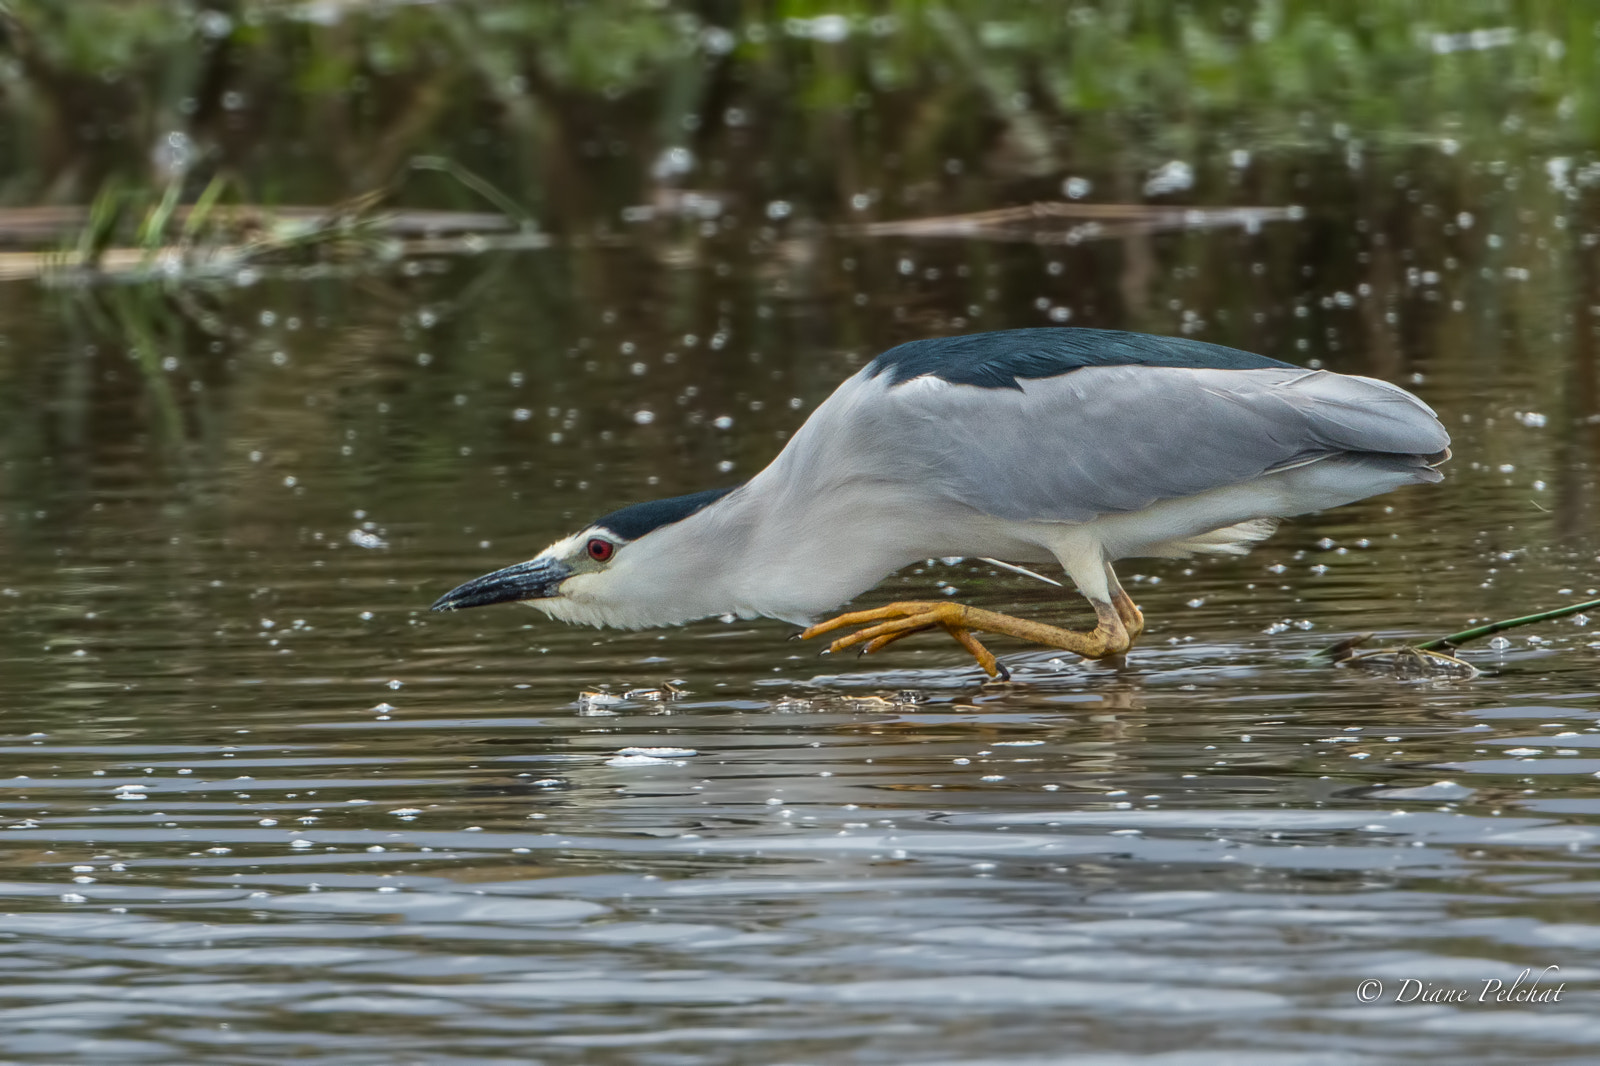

529,575,611,627
540,532,586,559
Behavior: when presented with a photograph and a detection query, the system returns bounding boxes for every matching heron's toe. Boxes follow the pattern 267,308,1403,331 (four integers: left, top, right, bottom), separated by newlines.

824,612,941,655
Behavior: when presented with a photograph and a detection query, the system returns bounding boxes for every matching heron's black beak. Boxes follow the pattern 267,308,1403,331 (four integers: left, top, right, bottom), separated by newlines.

431,557,573,611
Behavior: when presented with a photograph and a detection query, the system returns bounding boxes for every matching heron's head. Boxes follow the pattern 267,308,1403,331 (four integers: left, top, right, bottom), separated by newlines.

430,486,739,627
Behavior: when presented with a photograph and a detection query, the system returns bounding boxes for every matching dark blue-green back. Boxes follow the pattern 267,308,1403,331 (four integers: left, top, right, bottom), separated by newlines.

866,328,1293,390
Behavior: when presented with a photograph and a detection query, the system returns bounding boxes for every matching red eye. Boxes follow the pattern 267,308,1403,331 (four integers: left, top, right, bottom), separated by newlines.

586,538,614,562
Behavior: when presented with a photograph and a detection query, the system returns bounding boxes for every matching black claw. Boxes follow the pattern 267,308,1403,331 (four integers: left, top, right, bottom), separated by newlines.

993,660,1012,683
788,630,806,641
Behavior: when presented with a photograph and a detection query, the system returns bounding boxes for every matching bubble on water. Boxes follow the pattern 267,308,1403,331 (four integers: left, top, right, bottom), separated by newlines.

633,409,655,425
765,200,792,220
387,679,403,690
290,839,313,849
1488,636,1512,650
347,529,388,549
651,146,695,181
1063,176,1092,199
1143,160,1193,196
197,9,232,38
701,26,735,54
607,754,678,768
787,14,850,42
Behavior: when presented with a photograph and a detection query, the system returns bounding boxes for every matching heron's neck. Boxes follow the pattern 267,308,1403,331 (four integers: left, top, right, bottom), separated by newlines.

690,468,932,625
555,471,911,629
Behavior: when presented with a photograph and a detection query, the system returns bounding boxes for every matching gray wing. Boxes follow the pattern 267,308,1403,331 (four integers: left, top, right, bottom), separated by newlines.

856,365,1450,523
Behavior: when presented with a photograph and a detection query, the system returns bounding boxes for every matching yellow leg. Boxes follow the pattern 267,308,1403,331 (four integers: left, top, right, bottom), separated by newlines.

1104,563,1145,645
799,600,1130,679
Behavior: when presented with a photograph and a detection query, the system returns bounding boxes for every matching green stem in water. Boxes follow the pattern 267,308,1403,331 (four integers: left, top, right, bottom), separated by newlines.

1414,597,1600,651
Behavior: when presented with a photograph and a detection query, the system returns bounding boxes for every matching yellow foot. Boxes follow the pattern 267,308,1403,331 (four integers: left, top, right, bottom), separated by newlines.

798,600,1131,679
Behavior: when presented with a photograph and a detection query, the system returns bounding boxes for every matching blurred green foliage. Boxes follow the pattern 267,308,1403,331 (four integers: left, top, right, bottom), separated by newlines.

1,0,1596,212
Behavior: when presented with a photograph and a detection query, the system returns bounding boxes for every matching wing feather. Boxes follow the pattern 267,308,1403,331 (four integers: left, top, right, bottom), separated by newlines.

862,365,1449,523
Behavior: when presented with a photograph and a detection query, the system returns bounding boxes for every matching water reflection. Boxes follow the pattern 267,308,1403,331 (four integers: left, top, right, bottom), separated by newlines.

3,6,1600,1063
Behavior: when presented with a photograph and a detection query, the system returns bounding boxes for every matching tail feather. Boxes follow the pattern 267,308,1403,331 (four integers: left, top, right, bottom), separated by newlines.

1160,517,1281,557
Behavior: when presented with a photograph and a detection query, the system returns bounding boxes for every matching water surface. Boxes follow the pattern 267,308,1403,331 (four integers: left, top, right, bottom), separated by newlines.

3,6,1600,1063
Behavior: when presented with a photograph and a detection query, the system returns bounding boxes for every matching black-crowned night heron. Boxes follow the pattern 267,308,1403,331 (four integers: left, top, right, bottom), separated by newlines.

433,327,1449,679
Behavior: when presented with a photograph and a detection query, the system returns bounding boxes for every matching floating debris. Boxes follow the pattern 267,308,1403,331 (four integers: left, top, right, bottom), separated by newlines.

844,201,1302,245
578,682,687,714
1318,595,1600,679
622,681,688,702
2,157,539,285
1332,643,1480,680
577,690,626,715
